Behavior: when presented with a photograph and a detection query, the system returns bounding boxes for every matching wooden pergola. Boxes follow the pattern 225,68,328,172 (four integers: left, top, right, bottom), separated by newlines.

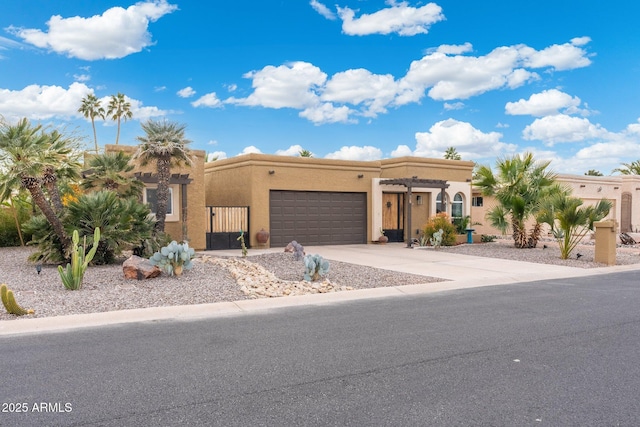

380,177,449,247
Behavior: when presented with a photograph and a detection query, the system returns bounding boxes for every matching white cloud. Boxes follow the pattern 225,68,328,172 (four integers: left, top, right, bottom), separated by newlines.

391,144,413,157
325,145,382,160
443,102,464,110
238,146,262,155
177,86,196,98
154,86,166,92
225,83,237,92
228,62,327,109
192,92,222,108
518,37,592,71
8,0,177,60
275,144,306,156
406,119,516,159
522,114,609,145
73,74,90,82
505,89,583,116
0,83,167,123
0,82,94,121
322,68,398,117
435,43,473,55
337,2,444,36
310,0,336,20
207,151,227,161
299,103,354,124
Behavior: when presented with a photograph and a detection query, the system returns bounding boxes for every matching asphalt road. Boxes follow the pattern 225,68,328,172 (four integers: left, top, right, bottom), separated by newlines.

2,270,640,426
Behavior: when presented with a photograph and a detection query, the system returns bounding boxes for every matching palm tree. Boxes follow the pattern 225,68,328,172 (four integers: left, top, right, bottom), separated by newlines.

612,160,640,175
41,130,82,214
81,151,143,198
106,93,133,145
133,119,193,233
538,194,611,259
78,94,105,153
444,146,461,160
299,149,313,157
0,119,73,251
584,169,603,176
474,152,565,248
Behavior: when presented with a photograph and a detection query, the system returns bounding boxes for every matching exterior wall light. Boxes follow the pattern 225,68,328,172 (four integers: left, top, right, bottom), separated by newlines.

268,170,275,175
357,174,364,178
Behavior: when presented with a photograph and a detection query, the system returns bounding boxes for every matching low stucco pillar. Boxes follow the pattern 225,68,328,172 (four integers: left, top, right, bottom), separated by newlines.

594,220,617,266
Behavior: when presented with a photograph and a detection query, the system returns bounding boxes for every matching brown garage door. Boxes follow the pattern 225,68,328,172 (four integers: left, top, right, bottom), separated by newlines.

270,190,367,247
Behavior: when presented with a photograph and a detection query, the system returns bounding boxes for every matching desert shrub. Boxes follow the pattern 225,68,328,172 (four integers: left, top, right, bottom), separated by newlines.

423,213,457,246
65,191,155,264
481,234,497,243
0,208,22,247
24,190,155,264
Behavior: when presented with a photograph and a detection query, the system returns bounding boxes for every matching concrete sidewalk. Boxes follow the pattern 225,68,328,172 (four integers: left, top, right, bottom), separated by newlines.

1,243,638,336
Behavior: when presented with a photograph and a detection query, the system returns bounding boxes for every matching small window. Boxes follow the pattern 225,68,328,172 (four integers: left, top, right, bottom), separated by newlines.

472,196,483,207
145,187,173,215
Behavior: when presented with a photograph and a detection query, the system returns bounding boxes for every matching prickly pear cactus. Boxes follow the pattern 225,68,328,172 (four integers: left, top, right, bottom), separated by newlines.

149,241,196,276
303,254,330,282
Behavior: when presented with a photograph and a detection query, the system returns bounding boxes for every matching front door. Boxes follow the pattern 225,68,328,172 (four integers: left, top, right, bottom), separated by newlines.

382,193,404,242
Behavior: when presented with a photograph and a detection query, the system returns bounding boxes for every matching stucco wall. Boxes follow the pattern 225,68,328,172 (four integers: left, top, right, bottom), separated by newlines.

205,154,474,247
105,144,206,250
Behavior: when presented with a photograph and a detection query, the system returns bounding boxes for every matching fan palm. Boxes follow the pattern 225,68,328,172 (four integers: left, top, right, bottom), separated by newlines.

106,93,133,145
444,146,461,160
538,194,612,259
78,94,105,153
474,152,564,248
81,151,143,198
612,160,640,175
134,119,193,233
0,119,76,251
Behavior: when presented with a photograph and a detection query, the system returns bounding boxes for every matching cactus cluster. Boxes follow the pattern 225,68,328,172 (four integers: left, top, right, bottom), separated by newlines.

430,228,444,248
149,240,195,276
1,284,34,315
57,227,100,290
303,254,330,282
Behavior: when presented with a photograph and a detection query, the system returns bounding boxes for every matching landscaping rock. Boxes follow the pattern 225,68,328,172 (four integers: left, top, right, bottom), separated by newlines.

123,255,161,280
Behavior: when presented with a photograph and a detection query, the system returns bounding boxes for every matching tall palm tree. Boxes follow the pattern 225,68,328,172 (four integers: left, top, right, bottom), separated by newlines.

474,152,565,248
41,130,82,214
612,160,640,175
444,146,461,160
0,119,73,251
133,119,193,233
106,93,133,145
299,149,313,157
78,93,105,153
584,169,603,176
81,151,143,198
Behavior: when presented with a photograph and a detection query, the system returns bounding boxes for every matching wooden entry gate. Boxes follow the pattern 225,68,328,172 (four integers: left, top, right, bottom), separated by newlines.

382,193,404,242
206,206,250,250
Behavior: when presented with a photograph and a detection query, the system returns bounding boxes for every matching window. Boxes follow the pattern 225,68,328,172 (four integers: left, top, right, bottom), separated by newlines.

143,185,179,222
452,193,463,219
436,193,447,213
145,187,173,215
472,196,483,207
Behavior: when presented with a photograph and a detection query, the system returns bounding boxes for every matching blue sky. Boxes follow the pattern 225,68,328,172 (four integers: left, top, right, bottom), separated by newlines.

1,0,639,174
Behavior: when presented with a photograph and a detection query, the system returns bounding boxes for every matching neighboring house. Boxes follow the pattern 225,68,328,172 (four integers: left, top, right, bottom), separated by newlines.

471,173,640,237
204,154,475,249
104,144,207,250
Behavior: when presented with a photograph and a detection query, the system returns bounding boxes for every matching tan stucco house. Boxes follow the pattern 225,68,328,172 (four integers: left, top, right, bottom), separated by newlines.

204,154,475,249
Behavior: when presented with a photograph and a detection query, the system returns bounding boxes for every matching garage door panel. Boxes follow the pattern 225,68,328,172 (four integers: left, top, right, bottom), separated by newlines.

270,190,366,247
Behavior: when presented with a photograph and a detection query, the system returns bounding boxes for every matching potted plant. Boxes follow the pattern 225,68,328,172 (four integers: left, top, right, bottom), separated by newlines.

378,228,388,244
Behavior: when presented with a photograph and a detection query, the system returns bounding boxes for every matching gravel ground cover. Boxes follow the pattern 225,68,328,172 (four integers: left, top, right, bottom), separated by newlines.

1,239,638,321
0,247,439,321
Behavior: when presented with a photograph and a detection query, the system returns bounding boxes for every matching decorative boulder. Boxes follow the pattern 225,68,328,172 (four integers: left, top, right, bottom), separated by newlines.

123,255,161,280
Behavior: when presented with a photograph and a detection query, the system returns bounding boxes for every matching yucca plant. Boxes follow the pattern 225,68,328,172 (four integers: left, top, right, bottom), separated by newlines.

57,227,100,290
